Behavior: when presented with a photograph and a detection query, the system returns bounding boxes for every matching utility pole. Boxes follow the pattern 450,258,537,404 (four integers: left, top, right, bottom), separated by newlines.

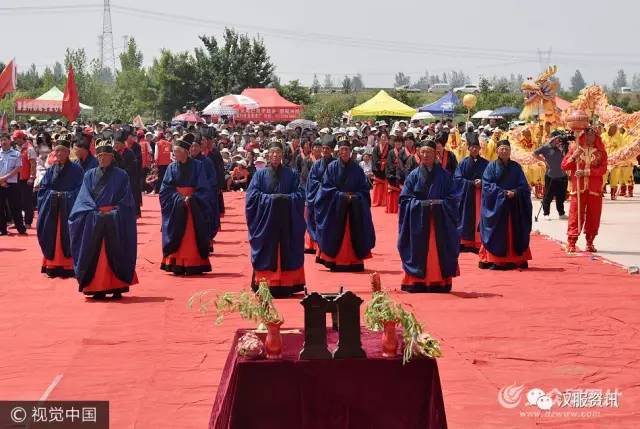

100,0,116,75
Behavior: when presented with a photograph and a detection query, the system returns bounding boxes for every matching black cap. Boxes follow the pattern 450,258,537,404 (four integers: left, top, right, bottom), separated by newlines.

73,135,90,150
320,134,336,148
465,132,480,147
115,129,129,143
312,138,322,147
269,138,285,151
95,139,115,154
175,132,195,150
435,131,448,145
54,135,72,149
336,134,351,148
497,139,511,148
424,139,437,150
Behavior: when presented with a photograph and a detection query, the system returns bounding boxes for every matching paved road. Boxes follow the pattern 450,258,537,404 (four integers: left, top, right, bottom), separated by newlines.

531,194,640,269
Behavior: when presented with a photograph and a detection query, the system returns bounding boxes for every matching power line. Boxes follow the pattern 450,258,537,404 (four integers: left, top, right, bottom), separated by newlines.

0,4,102,12
4,3,640,70
2,3,640,62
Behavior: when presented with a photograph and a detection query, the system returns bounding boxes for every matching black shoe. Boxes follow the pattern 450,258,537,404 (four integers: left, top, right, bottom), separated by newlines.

430,284,452,293
518,262,529,269
112,292,123,300
91,293,107,300
18,231,27,236
478,261,492,270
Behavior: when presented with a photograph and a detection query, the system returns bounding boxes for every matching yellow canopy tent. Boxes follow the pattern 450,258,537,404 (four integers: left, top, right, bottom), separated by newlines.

350,90,417,117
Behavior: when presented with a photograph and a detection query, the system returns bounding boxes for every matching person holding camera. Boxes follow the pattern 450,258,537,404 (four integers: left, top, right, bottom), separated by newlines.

533,130,569,220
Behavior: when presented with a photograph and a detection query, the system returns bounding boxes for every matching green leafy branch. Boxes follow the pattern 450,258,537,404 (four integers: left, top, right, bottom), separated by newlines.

364,291,442,364
188,279,282,325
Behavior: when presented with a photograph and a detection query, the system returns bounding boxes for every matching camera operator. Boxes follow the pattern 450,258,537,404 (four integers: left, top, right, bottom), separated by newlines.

533,130,569,220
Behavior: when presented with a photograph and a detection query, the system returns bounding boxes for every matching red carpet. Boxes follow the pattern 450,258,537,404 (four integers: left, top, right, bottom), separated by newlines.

1,192,639,428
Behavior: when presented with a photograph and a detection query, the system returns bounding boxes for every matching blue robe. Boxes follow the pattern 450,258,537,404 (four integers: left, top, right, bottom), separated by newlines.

69,165,137,288
159,159,213,259
246,165,305,271
305,156,333,242
398,164,460,279
74,154,98,172
315,159,375,259
480,159,532,257
36,161,84,260
193,154,220,238
454,155,489,243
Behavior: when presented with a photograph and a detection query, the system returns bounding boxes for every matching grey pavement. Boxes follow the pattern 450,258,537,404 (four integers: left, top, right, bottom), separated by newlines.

531,193,640,268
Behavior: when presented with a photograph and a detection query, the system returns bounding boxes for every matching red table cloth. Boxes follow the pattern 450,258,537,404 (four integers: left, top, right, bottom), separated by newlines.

209,329,447,429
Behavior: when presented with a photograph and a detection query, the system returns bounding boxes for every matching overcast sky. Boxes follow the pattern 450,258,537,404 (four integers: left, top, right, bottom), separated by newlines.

1,0,637,88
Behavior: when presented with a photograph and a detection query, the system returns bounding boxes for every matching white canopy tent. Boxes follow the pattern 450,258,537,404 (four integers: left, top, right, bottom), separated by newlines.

411,111,435,121
36,87,94,115
471,110,497,119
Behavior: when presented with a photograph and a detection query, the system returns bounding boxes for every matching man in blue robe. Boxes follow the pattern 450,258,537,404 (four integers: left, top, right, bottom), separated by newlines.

398,140,460,293
246,140,306,297
479,139,532,270
160,133,213,275
37,136,84,278
113,129,141,217
72,137,98,172
305,136,334,253
206,139,226,217
315,134,375,272
69,139,138,299
190,136,220,248
454,135,489,253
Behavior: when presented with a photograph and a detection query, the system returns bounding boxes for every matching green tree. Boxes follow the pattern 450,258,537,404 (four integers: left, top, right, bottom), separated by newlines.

479,77,491,93
323,74,333,89
279,80,311,105
570,70,586,93
194,28,274,104
351,74,364,91
448,70,469,88
394,72,410,88
53,62,64,83
474,91,524,112
85,59,114,120
148,50,200,119
341,76,352,94
38,67,57,96
632,73,640,91
311,74,321,94
303,93,357,127
106,38,154,121
612,69,628,90
17,64,43,97
64,48,90,97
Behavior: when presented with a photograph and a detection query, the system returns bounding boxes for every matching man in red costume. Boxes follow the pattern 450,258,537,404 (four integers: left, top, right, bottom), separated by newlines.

561,127,607,253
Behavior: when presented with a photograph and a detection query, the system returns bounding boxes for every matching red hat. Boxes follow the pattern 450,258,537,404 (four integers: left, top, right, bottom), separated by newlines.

157,131,165,139
136,129,145,137
12,130,27,140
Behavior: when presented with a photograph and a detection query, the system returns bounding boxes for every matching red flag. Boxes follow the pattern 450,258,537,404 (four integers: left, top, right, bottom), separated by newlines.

0,112,7,133
0,59,17,98
62,65,80,122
